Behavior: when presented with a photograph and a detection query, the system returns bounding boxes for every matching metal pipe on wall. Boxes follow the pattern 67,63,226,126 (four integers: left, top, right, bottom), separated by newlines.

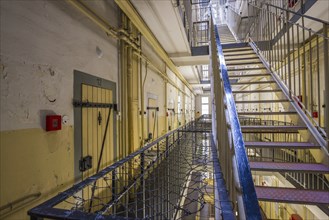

127,43,133,153
133,52,189,98
165,80,168,133
139,35,145,147
141,62,148,144
114,0,194,94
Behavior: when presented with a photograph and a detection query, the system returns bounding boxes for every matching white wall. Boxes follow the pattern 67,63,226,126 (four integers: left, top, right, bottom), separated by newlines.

0,0,119,131
0,1,120,219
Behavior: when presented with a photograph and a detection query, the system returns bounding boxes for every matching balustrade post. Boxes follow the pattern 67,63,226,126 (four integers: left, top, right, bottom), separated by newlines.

140,152,145,218
286,10,292,98
324,24,329,148
112,169,116,214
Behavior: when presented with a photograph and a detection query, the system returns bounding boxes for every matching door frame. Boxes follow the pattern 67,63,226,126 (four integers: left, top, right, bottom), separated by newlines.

73,70,117,181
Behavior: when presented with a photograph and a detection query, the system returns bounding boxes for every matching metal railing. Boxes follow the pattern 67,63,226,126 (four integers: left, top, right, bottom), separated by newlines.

27,124,186,219
28,116,234,219
210,11,261,219
247,0,329,145
191,6,211,47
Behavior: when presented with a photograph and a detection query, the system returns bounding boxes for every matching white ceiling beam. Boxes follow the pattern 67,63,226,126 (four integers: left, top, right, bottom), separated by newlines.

171,55,210,66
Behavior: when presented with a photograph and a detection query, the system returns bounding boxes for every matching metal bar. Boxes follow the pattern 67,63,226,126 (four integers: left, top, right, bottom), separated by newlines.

302,15,307,109
88,108,112,212
297,23,301,97
1,192,41,218
147,106,159,111
309,29,314,115
292,24,296,95
283,13,288,86
279,10,284,80
112,169,116,215
275,8,279,73
73,101,117,109
324,24,329,142
268,4,272,69
286,10,292,98
140,152,145,218
316,35,321,128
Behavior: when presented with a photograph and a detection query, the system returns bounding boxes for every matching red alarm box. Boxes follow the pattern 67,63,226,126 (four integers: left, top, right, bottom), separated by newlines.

312,111,318,118
297,95,303,108
290,214,303,220
46,115,62,131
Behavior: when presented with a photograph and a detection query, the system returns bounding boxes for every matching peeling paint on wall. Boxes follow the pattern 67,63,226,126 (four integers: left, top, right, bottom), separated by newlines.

0,1,118,132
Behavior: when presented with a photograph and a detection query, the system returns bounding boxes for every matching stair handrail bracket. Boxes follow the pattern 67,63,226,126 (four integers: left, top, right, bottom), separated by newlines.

209,10,262,220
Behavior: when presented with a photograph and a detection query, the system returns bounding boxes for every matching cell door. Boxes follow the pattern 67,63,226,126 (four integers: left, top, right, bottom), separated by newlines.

81,84,114,179
74,71,116,211
80,84,115,211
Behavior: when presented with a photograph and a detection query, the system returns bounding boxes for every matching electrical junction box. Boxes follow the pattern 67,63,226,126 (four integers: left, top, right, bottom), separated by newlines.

46,115,62,131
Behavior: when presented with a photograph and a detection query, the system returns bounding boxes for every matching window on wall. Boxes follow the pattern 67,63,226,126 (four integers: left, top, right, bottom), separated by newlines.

201,65,209,81
201,96,209,115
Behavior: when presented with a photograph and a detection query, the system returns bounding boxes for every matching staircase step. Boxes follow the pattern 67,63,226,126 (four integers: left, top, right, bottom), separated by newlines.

223,47,253,52
226,61,264,66
228,67,267,71
241,126,307,133
225,57,259,61
250,162,329,173
244,141,318,149
233,89,282,94
229,73,271,78
231,80,276,85
255,186,329,205
238,111,296,115
224,52,257,57
235,99,290,104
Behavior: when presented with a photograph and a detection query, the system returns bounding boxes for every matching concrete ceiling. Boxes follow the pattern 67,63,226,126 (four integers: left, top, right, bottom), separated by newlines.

178,66,200,84
130,0,208,94
131,0,191,54
300,0,329,33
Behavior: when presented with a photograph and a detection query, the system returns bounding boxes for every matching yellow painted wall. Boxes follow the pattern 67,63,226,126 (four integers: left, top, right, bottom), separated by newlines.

0,126,74,219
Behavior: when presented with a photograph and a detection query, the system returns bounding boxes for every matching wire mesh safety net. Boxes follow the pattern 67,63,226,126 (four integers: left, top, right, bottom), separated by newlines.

51,117,220,219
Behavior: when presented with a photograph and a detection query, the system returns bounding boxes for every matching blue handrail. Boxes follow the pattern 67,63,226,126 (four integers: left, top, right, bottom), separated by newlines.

211,10,262,219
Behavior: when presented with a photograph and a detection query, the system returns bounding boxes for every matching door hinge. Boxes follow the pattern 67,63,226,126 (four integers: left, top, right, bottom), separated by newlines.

79,155,92,172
